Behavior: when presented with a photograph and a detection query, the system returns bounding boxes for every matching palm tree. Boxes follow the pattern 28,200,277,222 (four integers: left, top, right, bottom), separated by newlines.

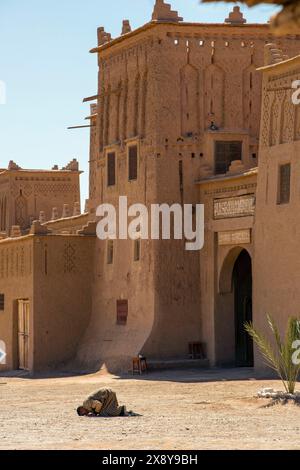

245,315,300,394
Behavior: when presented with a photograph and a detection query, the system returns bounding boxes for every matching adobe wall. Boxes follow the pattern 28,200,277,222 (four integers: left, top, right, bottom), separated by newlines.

253,57,300,370
79,20,300,371
0,236,34,371
133,22,297,362
77,24,158,372
32,234,95,371
0,168,81,234
77,135,158,371
0,233,95,373
77,237,155,372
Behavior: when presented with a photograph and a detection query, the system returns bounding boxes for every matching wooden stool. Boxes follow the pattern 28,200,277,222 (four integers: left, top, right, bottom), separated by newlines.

132,356,148,375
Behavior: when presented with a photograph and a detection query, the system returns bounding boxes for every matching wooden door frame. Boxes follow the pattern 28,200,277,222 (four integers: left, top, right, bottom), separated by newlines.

18,299,30,371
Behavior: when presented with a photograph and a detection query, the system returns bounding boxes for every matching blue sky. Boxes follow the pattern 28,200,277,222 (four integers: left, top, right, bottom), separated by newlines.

0,1,279,203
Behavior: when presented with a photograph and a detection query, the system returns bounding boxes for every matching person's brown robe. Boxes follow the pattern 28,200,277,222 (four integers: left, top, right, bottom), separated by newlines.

83,389,125,417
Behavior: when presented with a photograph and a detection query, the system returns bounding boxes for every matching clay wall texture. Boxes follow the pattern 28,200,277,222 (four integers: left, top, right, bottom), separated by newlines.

1,3,300,372
0,234,95,372
79,16,300,370
253,56,300,368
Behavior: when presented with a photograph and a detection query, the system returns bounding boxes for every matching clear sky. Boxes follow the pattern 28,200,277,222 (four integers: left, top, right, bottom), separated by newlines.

0,1,279,204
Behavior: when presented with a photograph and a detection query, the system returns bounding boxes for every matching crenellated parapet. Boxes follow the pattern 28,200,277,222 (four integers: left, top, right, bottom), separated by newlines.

121,20,132,35
97,27,112,46
8,160,21,171
225,6,246,25
152,0,183,23
30,220,52,235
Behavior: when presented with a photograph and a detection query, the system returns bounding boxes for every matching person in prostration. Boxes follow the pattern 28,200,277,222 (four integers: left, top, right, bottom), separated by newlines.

77,388,135,417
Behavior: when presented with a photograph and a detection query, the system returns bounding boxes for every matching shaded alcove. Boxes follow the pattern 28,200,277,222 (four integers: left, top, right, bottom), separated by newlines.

215,247,253,366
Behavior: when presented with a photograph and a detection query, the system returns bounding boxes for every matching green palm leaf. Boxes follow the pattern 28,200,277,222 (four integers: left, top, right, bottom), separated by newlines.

245,316,300,394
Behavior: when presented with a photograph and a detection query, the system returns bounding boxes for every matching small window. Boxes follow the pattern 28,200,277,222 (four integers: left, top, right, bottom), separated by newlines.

134,239,141,262
107,152,116,187
215,141,242,175
179,160,183,190
278,163,291,205
117,299,128,325
0,294,4,311
107,240,114,264
128,145,138,181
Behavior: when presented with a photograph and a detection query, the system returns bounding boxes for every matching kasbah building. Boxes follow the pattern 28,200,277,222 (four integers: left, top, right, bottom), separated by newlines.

0,0,300,374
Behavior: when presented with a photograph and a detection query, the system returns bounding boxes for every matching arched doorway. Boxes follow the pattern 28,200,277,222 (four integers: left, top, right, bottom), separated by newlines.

232,250,253,367
216,247,253,367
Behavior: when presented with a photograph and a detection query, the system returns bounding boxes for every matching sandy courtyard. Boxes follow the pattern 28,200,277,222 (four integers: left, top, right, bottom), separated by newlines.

0,368,299,450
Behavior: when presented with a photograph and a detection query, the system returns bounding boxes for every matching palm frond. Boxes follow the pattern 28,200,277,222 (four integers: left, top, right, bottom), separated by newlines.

245,316,300,394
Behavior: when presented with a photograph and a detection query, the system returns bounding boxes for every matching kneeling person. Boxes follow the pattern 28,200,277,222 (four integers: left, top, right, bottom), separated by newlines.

77,389,127,417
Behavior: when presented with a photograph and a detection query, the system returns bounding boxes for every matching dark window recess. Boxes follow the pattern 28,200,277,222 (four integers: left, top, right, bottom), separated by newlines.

134,239,140,261
117,299,128,325
215,141,242,175
44,247,48,275
107,152,116,186
107,240,114,264
0,294,4,311
278,163,291,205
128,146,138,181
179,160,183,190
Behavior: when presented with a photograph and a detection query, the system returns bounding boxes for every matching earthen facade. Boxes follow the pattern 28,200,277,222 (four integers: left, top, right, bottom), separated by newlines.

1,1,300,373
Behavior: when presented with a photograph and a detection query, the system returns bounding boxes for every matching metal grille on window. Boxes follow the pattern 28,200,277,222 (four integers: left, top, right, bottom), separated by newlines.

215,141,242,175
117,299,128,325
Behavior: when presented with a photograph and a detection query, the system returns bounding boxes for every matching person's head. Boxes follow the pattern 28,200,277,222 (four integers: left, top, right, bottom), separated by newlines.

77,406,89,416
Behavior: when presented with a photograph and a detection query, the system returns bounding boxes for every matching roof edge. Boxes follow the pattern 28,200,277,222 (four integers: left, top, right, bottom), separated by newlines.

196,167,258,185
90,20,274,54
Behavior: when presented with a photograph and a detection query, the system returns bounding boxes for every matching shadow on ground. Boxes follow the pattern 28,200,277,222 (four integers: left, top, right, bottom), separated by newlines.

0,366,280,384
260,396,300,408
114,367,279,384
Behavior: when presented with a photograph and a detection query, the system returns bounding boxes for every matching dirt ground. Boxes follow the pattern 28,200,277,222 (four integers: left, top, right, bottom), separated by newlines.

0,367,299,450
